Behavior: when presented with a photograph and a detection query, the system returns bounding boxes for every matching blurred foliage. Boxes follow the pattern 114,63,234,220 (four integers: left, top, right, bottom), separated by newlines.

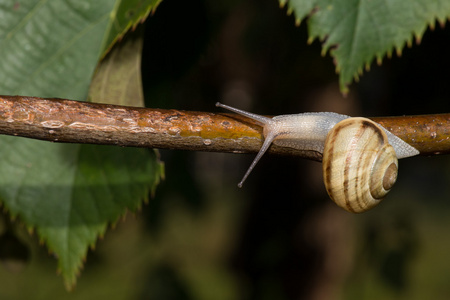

0,0,163,288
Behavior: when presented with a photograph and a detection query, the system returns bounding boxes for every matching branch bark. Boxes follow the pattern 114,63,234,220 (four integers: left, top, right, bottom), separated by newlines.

0,95,448,161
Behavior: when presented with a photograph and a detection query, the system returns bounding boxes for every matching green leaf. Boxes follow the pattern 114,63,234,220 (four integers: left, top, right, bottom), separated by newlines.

0,0,163,289
281,0,450,92
101,0,163,56
89,26,145,107
0,0,113,99
0,140,162,286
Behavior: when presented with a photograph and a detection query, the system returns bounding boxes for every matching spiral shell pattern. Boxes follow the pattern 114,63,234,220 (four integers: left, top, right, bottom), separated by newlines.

322,117,398,213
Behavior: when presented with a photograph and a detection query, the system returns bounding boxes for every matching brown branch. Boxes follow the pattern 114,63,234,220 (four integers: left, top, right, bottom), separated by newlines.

0,95,448,161
371,115,450,156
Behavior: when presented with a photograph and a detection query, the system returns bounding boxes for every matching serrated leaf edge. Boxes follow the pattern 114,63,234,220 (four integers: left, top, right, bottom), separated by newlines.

281,1,450,93
101,0,163,58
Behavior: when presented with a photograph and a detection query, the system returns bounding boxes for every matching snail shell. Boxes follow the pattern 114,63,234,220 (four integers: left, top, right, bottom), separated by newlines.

322,117,398,213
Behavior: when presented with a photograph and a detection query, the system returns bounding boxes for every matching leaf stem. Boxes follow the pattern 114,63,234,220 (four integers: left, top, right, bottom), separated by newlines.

0,95,448,161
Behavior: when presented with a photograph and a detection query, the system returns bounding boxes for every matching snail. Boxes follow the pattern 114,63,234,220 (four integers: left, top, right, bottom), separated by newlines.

216,102,419,213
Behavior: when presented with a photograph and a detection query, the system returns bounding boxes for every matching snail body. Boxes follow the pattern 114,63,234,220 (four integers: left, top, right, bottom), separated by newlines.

216,102,419,213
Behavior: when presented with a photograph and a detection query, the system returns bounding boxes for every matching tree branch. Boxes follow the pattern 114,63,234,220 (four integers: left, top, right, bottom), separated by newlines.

0,95,448,161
